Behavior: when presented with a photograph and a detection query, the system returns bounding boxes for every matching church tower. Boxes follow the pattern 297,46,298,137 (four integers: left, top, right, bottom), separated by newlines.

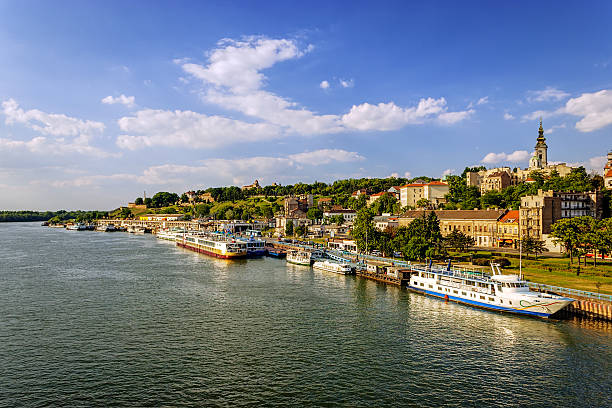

534,119,548,167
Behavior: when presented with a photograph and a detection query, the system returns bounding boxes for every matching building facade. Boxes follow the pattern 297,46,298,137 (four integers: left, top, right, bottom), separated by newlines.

398,209,506,248
604,151,612,189
399,181,449,208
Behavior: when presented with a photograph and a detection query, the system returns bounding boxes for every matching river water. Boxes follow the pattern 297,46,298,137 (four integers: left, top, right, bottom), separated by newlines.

0,222,610,407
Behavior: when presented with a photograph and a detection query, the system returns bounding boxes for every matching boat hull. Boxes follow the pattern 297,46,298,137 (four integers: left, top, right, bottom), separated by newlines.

408,285,572,318
247,249,267,258
177,242,247,259
287,259,311,266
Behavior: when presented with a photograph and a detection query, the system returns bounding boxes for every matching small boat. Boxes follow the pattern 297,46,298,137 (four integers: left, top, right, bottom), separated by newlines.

312,260,353,275
66,223,87,231
96,224,117,232
287,250,313,266
238,236,267,257
127,225,146,234
266,247,286,258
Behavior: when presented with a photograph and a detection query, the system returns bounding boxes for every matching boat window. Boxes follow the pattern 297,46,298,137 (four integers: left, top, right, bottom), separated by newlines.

509,301,513,305
428,285,433,288
438,287,442,290
462,291,467,295
489,297,494,301
480,296,485,300
453,290,458,294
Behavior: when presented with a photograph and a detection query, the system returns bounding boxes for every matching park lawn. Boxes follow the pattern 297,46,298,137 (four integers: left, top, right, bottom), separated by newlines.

504,257,612,295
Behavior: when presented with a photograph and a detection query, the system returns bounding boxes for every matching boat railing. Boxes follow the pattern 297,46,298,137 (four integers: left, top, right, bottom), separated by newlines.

527,282,612,303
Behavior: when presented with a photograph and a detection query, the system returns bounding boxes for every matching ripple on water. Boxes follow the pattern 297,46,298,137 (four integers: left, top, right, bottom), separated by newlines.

0,223,611,407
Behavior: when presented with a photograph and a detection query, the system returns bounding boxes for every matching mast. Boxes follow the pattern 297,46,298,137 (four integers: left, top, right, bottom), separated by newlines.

519,238,523,280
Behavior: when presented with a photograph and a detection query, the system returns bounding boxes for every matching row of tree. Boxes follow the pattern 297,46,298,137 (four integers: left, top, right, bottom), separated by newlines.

550,216,612,265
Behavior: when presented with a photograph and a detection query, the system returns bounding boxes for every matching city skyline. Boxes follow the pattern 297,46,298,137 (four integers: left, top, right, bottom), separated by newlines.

1,1,611,210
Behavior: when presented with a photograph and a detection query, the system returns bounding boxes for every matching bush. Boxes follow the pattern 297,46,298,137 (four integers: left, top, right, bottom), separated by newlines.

472,258,491,266
492,257,511,268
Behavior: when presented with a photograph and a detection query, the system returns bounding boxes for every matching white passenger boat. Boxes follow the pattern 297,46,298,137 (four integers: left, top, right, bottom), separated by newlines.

287,250,313,266
312,260,353,275
408,263,574,318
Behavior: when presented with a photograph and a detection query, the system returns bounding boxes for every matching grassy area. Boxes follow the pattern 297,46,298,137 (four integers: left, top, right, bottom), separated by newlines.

504,257,612,295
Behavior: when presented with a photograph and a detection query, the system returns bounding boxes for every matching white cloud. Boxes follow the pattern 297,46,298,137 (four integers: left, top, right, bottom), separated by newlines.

341,98,447,131
481,150,530,164
340,79,354,88
404,171,412,179
567,155,607,172
2,98,104,136
438,109,475,125
101,94,135,107
319,80,330,89
527,87,570,103
180,36,472,137
503,112,515,120
544,124,566,134
520,109,563,122
389,172,399,178
288,149,364,164
0,135,117,158
52,149,365,188
181,36,307,93
116,108,282,150
563,89,612,132
442,168,455,177
477,96,489,105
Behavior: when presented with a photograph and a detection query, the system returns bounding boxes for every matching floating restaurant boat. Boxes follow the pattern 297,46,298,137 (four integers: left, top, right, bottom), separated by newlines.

312,260,353,275
408,262,574,318
176,232,247,259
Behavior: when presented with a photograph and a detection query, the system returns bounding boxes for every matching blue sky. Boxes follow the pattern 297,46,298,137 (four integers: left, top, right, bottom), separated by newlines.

1,1,611,210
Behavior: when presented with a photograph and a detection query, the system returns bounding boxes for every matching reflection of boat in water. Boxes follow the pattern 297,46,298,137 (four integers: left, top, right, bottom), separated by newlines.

312,260,353,275
408,263,574,318
176,232,247,259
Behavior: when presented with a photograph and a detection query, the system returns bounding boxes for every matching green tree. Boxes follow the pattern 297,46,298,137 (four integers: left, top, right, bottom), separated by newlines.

295,225,307,237
416,198,430,209
307,207,323,221
134,197,144,205
444,230,475,252
550,217,589,265
119,207,132,219
351,207,377,252
371,193,398,215
285,220,294,236
261,204,274,219
522,236,547,260
180,193,189,203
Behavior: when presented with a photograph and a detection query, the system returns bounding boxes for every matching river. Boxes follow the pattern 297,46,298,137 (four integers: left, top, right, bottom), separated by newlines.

0,222,610,407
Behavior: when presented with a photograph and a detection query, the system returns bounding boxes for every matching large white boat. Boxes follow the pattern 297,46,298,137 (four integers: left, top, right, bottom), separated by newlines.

408,263,574,318
66,223,87,231
287,250,313,266
312,260,353,275
176,232,247,259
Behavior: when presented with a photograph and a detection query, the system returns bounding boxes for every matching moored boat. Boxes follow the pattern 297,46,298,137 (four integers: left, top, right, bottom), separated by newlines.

312,260,353,275
176,232,247,259
408,263,574,318
287,250,313,266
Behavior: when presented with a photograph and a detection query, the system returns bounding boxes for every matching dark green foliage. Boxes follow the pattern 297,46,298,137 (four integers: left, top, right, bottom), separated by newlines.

307,207,323,220
444,230,475,252
134,197,144,205
0,210,110,223
285,220,294,236
371,193,399,215
150,192,180,208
